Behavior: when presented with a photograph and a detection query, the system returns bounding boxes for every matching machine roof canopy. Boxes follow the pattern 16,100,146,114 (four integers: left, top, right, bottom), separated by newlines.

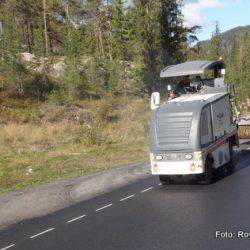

160,60,225,78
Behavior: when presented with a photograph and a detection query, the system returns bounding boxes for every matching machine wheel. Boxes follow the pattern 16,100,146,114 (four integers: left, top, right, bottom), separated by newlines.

199,158,213,184
159,175,174,185
226,142,235,173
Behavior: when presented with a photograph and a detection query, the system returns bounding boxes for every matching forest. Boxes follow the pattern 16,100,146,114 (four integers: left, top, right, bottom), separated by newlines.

0,0,200,102
0,0,249,103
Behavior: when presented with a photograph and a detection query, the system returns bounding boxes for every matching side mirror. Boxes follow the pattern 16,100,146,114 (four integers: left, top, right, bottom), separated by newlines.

151,92,160,110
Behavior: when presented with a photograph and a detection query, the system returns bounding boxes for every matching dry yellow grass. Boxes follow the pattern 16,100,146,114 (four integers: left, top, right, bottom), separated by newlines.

0,97,150,192
0,123,64,146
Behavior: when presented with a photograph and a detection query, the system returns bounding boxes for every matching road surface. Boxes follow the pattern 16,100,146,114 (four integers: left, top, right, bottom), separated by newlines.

0,143,250,250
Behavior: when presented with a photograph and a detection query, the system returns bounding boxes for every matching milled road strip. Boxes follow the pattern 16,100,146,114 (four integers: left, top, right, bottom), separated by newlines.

66,215,86,224
141,187,154,193
0,244,15,250
96,203,113,212
29,228,55,239
120,194,135,202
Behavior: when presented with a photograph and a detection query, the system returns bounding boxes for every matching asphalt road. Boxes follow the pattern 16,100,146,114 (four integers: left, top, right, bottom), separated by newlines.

1,143,250,250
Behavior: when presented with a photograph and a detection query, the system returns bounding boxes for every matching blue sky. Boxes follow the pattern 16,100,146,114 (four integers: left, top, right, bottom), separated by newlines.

182,0,250,41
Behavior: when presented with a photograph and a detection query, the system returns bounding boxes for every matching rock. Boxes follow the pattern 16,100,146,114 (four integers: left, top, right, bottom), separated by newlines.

20,52,35,62
49,60,66,78
64,105,95,124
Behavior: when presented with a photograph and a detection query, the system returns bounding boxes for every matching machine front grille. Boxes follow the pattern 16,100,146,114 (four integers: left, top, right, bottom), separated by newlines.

156,112,193,147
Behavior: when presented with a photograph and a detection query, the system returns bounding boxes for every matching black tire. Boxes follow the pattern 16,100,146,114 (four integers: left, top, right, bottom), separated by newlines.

159,175,175,185
199,158,213,184
226,159,235,173
226,142,235,173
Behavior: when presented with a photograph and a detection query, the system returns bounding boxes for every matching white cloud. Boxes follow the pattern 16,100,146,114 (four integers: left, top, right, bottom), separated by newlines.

182,0,240,28
182,0,223,27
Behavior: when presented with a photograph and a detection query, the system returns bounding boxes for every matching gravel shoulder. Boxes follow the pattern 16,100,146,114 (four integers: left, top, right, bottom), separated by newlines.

0,161,150,231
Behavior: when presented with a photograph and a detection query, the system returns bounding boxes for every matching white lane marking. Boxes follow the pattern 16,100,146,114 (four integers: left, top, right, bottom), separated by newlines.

141,187,154,193
120,194,135,202
66,214,86,223
29,228,55,239
96,203,113,212
0,244,15,250
158,183,162,186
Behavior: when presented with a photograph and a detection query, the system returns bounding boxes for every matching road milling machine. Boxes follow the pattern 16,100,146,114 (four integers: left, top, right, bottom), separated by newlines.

150,60,246,184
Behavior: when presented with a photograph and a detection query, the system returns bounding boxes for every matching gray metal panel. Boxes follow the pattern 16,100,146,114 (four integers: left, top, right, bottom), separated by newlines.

156,112,193,147
160,60,225,78
168,92,227,104
202,86,228,94
150,101,205,152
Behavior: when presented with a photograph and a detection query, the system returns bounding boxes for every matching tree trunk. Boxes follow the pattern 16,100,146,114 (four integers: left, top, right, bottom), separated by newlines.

0,21,3,39
23,18,34,53
64,1,69,19
95,12,105,59
43,0,49,57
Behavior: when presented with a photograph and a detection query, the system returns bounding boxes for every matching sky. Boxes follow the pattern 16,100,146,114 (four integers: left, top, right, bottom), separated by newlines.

182,0,250,41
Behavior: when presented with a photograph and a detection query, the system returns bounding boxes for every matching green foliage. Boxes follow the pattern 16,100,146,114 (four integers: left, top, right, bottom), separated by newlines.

238,32,250,101
0,0,196,101
74,123,106,147
209,21,223,60
188,23,250,103
47,89,70,105
96,98,119,122
25,73,56,99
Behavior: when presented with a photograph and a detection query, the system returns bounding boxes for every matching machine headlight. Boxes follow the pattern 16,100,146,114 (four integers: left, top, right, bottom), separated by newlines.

156,155,163,161
185,154,193,160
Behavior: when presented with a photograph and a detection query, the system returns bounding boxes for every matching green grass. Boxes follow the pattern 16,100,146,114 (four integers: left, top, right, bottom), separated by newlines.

0,97,150,192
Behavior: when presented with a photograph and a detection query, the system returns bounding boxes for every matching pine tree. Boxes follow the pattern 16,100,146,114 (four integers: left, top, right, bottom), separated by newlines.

209,21,223,60
227,38,240,85
239,32,250,101
105,0,125,94
79,0,109,97
0,0,24,93
131,0,190,93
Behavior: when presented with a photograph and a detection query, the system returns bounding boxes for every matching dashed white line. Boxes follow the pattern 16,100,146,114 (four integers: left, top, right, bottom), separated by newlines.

66,214,86,223
120,194,135,202
29,228,55,239
141,187,154,193
2,184,159,246
96,203,113,212
0,244,15,250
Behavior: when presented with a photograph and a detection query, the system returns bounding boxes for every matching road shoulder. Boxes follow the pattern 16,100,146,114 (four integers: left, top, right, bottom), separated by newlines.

0,161,150,231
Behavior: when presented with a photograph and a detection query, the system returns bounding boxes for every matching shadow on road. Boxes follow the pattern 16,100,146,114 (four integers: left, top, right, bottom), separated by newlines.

160,147,250,186
209,147,250,184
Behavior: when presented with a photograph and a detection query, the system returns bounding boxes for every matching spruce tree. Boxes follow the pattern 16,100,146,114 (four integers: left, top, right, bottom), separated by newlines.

209,21,223,60
0,0,24,93
239,32,250,101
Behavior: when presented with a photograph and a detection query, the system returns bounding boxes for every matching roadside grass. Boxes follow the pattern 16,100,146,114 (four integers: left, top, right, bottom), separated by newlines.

0,97,150,193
